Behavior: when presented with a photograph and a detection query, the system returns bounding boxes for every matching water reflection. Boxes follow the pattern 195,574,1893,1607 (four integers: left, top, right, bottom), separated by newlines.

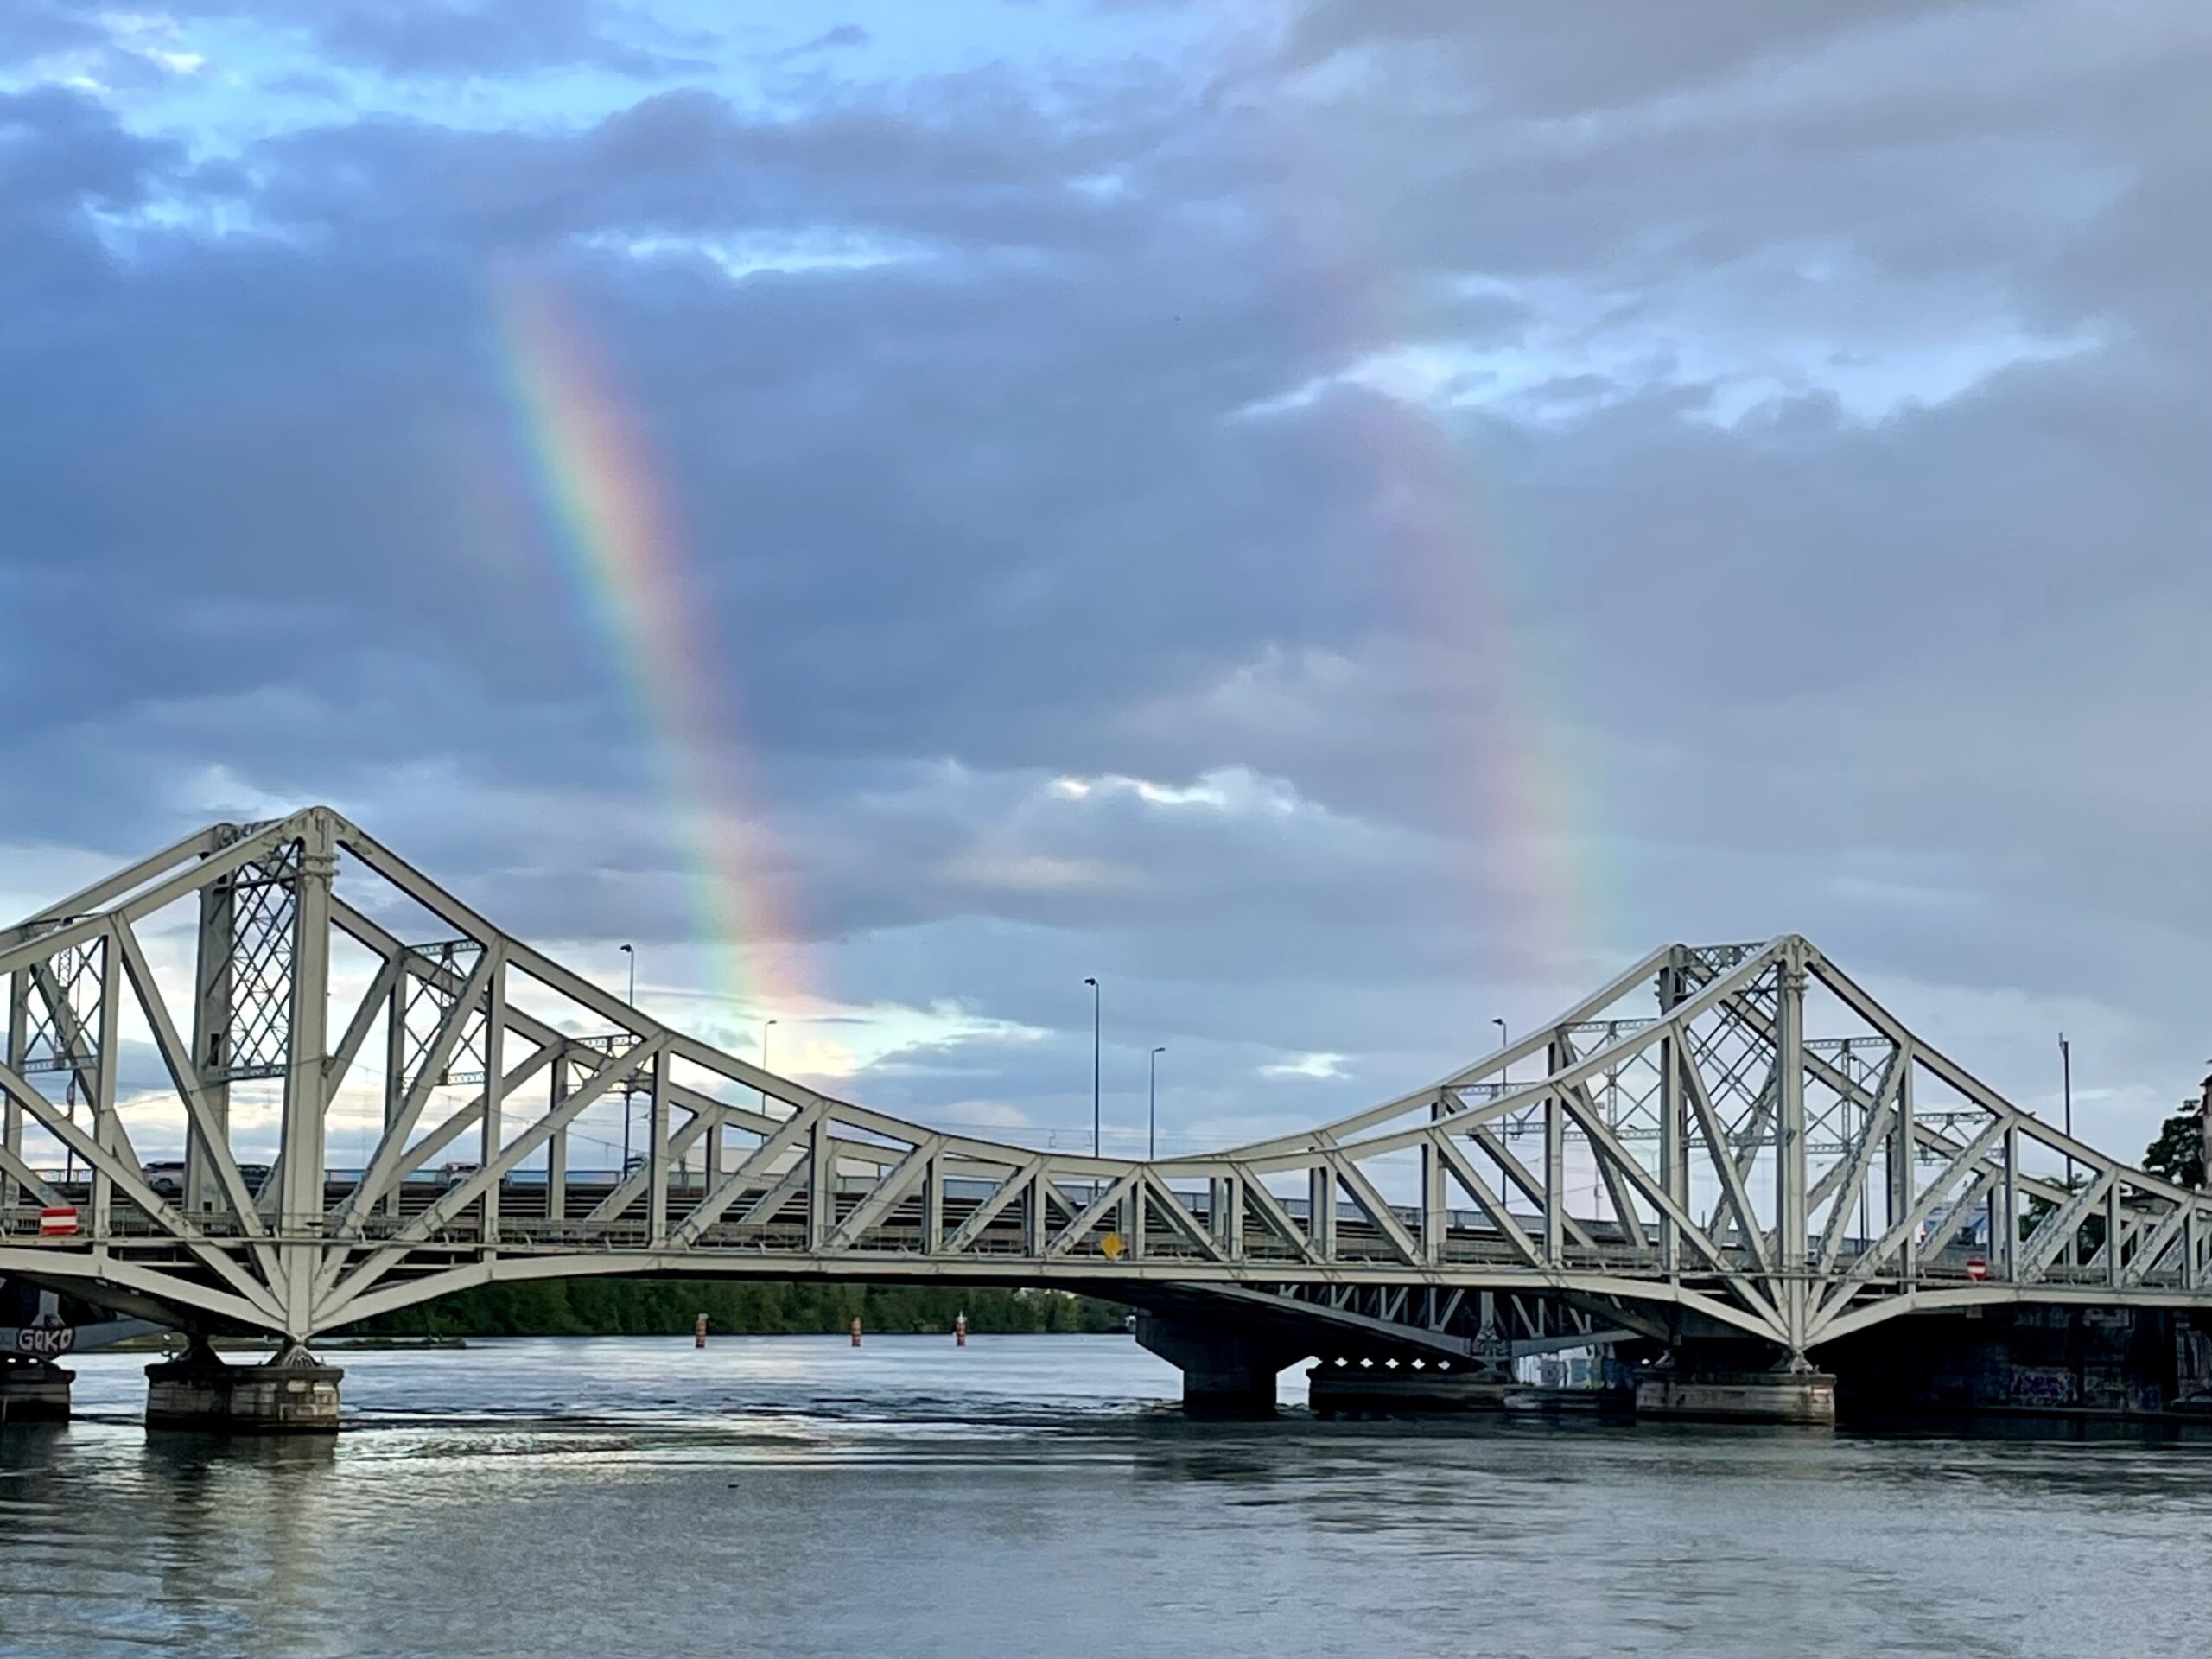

5,1336,2212,1657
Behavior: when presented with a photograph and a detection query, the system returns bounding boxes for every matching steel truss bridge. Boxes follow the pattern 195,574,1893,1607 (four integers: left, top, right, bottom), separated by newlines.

2,806,2209,1379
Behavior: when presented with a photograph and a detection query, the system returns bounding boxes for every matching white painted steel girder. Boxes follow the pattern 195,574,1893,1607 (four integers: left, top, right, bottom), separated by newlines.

1,807,2206,1360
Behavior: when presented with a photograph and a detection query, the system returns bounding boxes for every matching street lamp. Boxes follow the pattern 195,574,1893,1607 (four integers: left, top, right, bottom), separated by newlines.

1148,1046,1166,1160
2059,1031,2074,1190
620,944,636,1168
1084,978,1101,1159
760,1017,779,1114
1492,1017,1509,1084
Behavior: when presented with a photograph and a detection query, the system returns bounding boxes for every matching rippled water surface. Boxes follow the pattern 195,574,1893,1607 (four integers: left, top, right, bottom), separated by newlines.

5,1334,2212,1656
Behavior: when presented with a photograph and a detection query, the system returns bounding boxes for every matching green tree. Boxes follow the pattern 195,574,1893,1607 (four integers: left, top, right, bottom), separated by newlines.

341,1279,1127,1339
2019,1174,2105,1255
2145,1109,2205,1188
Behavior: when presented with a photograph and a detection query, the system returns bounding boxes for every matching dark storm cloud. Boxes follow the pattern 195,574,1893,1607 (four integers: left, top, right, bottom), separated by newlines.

0,67,1400,830
5,1,2211,1144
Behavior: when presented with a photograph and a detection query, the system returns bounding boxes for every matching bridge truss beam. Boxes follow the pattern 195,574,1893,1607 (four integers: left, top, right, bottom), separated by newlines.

2,807,2208,1365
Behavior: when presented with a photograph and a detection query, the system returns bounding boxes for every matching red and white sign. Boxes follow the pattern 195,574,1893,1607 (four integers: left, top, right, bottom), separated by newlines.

38,1206,78,1237
1966,1255,1988,1281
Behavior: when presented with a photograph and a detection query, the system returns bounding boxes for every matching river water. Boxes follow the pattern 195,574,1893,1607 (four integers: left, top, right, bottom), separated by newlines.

3,1333,2209,1656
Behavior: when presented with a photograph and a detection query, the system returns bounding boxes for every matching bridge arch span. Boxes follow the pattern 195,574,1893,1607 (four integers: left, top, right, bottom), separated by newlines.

1,807,2205,1390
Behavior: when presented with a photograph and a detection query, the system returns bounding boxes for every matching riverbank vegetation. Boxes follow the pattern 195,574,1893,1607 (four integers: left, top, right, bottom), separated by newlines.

339,1280,1128,1338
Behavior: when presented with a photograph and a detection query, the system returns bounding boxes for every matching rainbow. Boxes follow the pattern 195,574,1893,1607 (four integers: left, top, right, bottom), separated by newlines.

490,274,803,1036
1378,409,1602,982
1249,135,1606,982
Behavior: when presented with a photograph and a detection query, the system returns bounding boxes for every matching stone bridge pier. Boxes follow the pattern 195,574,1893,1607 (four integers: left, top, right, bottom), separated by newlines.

144,1338,344,1433
1635,1335,1836,1425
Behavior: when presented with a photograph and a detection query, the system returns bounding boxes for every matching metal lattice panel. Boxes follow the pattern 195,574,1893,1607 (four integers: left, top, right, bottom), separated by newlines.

209,852,300,1082
401,941,485,1090
19,939,103,1076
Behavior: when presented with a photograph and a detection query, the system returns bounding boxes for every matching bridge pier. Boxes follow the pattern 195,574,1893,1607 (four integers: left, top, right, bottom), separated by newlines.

1307,1357,1511,1416
0,1355,73,1423
1134,1312,1297,1415
1636,1339,1835,1426
1825,1306,2211,1421
146,1338,344,1433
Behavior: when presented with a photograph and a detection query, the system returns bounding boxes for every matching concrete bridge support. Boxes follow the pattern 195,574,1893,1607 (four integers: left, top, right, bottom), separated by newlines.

1307,1357,1511,1415
1636,1338,1836,1426
145,1339,344,1433
1134,1312,1299,1415
0,1355,73,1423
1825,1306,2212,1421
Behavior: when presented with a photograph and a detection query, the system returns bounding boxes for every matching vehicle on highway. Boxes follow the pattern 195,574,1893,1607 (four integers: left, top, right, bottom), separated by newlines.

140,1161,186,1199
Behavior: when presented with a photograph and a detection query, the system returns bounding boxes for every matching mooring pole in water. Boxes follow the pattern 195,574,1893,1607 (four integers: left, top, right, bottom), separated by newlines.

955,1313,968,1347
695,1313,708,1349
850,1317,863,1348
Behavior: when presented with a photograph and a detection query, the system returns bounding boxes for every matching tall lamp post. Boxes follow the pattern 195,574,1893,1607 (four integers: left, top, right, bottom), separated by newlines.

2059,1032,2073,1188
620,944,636,1169
1084,978,1101,1159
760,1017,779,1113
1488,1017,1510,1319
1148,1046,1166,1160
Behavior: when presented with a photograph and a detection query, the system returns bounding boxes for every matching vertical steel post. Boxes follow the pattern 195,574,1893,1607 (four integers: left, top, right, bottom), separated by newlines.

185,879,234,1215
1891,1051,1916,1284
1,973,22,1217
90,937,119,1238
921,1151,943,1252
546,1060,567,1224
1775,947,1808,1352
1658,1027,1681,1276
480,948,505,1246
277,813,335,1336
1307,1164,1336,1257
804,1106,830,1249
1544,1035,1566,1268
2000,1122,2019,1282
1421,1138,1446,1265
1025,1166,1049,1255
2107,1183,2122,1288
648,1047,671,1246
381,964,407,1219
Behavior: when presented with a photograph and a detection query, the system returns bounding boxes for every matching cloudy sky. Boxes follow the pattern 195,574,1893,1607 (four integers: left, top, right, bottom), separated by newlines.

4,0,2209,1166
